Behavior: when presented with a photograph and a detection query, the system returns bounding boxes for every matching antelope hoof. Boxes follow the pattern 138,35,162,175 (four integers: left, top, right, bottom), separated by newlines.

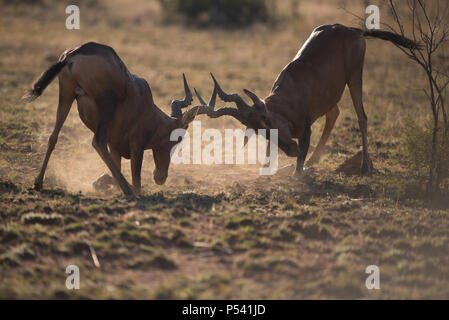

124,191,136,201
34,178,43,191
93,174,115,191
292,166,313,179
132,186,142,196
120,182,136,201
303,165,315,174
292,168,303,178
361,159,374,175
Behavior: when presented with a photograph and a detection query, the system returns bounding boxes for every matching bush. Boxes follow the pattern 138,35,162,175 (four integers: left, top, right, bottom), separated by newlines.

401,118,449,188
159,0,275,27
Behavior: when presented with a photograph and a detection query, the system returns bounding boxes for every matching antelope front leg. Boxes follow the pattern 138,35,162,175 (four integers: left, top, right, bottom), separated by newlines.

130,145,144,195
92,125,134,199
294,119,312,176
93,146,121,191
262,141,271,168
306,105,340,167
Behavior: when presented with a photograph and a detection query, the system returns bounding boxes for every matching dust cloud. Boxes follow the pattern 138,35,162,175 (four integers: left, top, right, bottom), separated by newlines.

35,107,295,195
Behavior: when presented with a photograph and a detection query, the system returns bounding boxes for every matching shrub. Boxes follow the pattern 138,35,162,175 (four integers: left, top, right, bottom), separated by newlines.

159,0,275,27
401,118,449,188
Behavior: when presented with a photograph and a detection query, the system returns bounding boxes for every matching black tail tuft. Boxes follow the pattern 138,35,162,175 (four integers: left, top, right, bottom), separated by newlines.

363,29,422,50
22,60,67,102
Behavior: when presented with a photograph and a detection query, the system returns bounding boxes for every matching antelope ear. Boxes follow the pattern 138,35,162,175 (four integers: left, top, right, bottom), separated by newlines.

243,89,266,112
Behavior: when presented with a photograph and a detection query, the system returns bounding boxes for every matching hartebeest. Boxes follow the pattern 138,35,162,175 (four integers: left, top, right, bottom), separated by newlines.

194,24,420,175
23,42,199,198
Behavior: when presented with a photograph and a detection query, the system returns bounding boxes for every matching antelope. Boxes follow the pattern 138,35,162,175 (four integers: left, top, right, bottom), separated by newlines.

193,24,420,175
23,42,199,198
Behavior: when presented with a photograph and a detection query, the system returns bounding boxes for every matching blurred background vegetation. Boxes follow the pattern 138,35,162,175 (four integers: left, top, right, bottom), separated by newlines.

159,0,278,27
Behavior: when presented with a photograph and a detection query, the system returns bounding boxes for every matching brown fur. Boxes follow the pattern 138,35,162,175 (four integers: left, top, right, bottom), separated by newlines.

202,24,420,175
24,42,195,198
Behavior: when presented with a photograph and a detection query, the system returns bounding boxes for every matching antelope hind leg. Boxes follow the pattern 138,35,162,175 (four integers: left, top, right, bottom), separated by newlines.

348,69,373,174
35,79,75,190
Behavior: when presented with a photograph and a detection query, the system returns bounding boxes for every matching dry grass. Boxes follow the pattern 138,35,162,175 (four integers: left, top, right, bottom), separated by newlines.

0,0,448,299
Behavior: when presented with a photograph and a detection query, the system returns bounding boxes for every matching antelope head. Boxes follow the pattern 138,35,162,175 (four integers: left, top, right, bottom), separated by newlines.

193,73,299,157
150,74,199,185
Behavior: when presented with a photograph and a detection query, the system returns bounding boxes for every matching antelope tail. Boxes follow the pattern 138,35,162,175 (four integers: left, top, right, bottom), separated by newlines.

22,59,68,102
363,29,421,50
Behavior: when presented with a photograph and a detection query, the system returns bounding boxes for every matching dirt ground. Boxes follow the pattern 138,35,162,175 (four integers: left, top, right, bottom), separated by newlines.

0,0,448,299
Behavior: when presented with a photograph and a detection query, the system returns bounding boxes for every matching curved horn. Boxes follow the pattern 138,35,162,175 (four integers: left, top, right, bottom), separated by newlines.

243,89,266,112
171,73,193,118
210,73,252,117
180,106,200,128
190,74,252,127
194,88,207,106
194,84,217,110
